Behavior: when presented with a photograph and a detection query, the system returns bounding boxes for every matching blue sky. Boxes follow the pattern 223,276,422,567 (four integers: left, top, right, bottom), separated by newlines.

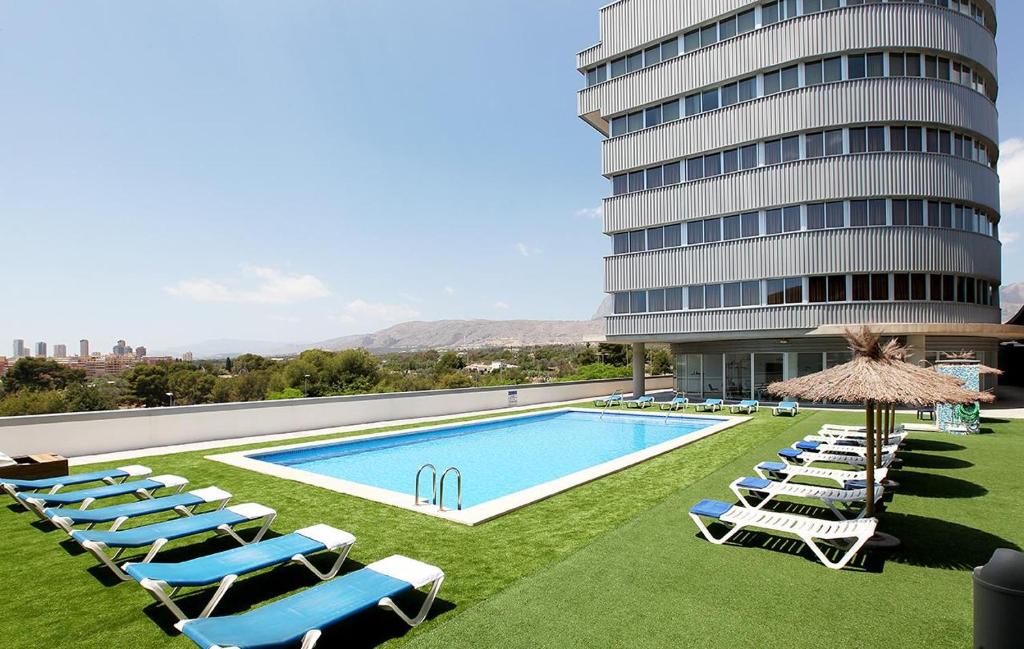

1,1,1022,351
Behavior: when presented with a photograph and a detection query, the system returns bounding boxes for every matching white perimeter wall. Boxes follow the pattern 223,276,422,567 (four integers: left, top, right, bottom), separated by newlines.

0,377,673,458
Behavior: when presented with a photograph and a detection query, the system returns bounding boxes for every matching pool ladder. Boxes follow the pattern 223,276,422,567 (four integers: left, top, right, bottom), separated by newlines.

415,464,462,511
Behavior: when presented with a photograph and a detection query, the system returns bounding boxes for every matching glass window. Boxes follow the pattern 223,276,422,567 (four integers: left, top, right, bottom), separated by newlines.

781,136,800,162
906,126,923,152
763,70,781,96
925,55,938,79
725,353,752,401
764,139,782,165
610,57,626,78
805,61,823,86
892,199,907,226
741,211,759,237
721,83,739,107
645,105,661,128
849,128,867,154
908,200,924,226
644,45,661,68
890,126,906,152
825,129,844,156
612,174,628,196
687,157,703,181
742,281,760,306
662,99,680,122
809,276,827,303
754,353,785,400
828,275,847,302
797,353,824,379
661,38,679,59
943,275,954,302
938,57,951,81
867,126,885,152
766,208,783,234
785,278,803,303
683,30,700,53
806,132,824,158
664,224,682,247
767,279,785,305
869,274,888,301
586,68,598,87
826,201,844,228
646,166,663,189
626,52,643,73
629,229,645,252
719,16,738,40
666,287,684,310
610,116,627,137
628,170,644,192
889,53,905,77
940,202,953,228
850,200,868,227
852,274,870,301
723,215,741,240
613,232,629,254
722,148,739,174
614,292,630,313
762,2,780,25
867,52,884,78
689,284,705,309
595,65,608,84
705,284,722,309
804,0,821,12
939,130,951,155
702,88,719,112
906,53,921,77
869,199,887,226
700,24,718,47
823,56,843,82
648,289,665,312
723,282,741,308
930,274,942,301
807,203,825,230
647,226,664,250
704,152,722,177
740,144,759,169
783,206,801,232
630,290,647,313
928,201,940,227
664,162,681,185
911,273,927,300
781,65,799,91
687,220,704,245
684,94,701,116
704,217,722,243
848,54,866,79
738,77,757,102
894,274,910,301
627,111,643,132
737,9,756,33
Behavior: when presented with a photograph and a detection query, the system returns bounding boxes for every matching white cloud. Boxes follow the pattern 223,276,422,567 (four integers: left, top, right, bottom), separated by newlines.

493,301,510,310
334,299,420,324
515,242,541,257
443,286,456,295
165,265,330,304
575,205,603,220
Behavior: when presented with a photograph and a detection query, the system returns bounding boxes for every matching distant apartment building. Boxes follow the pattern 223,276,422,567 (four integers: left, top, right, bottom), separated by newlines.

33,342,47,358
134,346,147,358
12,339,25,358
112,339,131,356
578,0,1022,400
53,344,68,358
79,339,89,358
182,352,194,362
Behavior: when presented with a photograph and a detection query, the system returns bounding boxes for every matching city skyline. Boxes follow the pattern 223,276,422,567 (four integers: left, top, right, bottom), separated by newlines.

2,2,1024,350
7,336,153,359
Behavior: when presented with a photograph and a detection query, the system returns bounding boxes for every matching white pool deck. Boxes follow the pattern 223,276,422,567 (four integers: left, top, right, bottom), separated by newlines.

206,407,749,525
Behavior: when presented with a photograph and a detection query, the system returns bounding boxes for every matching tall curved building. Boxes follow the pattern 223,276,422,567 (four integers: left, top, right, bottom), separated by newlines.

578,0,1018,401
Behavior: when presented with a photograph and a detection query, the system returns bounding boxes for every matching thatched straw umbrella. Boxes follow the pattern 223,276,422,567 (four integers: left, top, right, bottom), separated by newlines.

767,328,991,518
939,350,1004,376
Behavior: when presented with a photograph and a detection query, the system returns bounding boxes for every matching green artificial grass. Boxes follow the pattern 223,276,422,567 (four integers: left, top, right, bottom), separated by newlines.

0,404,1019,649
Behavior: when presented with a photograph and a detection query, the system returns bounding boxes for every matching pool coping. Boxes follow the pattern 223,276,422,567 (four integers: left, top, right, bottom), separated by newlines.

206,407,750,525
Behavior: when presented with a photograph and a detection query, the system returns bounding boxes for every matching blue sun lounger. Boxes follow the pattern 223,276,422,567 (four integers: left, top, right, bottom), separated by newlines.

70,503,277,580
44,487,233,533
18,475,189,519
624,395,655,408
694,398,723,412
176,555,445,649
772,401,800,416
2,464,151,504
125,524,356,621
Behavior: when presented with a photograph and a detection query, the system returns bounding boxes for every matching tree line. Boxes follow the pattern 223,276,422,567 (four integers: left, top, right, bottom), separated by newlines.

0,343,673,416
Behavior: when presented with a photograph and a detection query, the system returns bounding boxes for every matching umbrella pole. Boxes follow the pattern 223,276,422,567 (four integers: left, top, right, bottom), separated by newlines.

882,405,890,445
875,403,884,469
865,400,876,517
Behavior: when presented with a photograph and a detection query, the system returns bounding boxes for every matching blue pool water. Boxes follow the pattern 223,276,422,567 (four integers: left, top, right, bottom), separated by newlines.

254,410,721,509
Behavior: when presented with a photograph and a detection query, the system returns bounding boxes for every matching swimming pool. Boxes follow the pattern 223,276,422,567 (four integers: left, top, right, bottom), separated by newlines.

210,408,744,524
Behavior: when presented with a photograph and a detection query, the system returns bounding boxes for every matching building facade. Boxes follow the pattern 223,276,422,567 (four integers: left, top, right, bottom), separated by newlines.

12,339,25,359
578,0,1019,400
33,342,47,358
53,344,67,358
79,339,89,359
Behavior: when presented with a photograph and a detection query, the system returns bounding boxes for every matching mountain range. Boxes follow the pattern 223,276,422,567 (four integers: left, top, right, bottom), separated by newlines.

154,286,1024,359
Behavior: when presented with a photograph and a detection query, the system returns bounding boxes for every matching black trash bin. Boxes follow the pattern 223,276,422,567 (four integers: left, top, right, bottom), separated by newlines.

974,548,1024,649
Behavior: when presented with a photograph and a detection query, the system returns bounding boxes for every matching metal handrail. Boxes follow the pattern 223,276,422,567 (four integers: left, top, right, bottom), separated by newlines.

414,464,437,506
438,466,462,511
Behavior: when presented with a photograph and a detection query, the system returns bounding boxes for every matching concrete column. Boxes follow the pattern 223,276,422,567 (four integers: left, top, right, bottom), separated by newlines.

906,335,927,366
783,352,798,380
632,342,646,397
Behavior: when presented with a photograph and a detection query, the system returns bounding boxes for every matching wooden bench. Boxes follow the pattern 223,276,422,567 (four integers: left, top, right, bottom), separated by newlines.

0,453,70,480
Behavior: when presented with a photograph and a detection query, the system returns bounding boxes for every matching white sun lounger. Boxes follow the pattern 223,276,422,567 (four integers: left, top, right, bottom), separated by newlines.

754,461,889,488
792,440,901,456
778,448,898,468
729,476,884,520
689,499,877,569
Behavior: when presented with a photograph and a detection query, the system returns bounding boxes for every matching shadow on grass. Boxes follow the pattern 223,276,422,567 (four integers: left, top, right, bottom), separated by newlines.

901,439,966,453
883,512,1021,570
894,470,987,499
142,555,456,647
695,524,883,572
897,452,973,470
